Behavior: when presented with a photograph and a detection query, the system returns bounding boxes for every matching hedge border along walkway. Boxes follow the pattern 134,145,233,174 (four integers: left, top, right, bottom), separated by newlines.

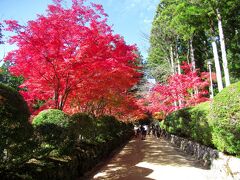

79,133,133,179
1,127,134,180
162,82,240,157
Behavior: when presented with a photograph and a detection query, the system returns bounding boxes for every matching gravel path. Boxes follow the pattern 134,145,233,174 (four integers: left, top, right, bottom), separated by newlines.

87,136,216,180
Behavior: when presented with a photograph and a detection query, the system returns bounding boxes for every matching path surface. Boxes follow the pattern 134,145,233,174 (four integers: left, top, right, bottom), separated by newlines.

87,136,215,180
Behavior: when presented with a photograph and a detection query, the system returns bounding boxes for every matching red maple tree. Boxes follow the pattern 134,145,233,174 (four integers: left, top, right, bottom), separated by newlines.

139,62,210,116
4,0,141,117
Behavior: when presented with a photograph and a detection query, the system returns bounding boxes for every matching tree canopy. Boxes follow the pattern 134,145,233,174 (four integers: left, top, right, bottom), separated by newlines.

148,0,240,84
3,0,142,120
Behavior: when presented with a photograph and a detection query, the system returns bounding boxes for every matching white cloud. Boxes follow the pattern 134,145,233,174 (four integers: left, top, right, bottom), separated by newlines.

140,12,144,18
147,4,157,11
143,18,152,25
121,0,159,13
130,2,136,8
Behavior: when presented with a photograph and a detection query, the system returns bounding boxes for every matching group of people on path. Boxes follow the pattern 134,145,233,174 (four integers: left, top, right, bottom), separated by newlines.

134,123,164,140
134,124,147,140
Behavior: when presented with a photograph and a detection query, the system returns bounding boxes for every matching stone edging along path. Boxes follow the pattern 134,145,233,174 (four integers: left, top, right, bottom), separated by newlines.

163,132,240,180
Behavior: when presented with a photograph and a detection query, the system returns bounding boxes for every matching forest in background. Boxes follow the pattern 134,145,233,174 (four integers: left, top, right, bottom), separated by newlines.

147,0,240,86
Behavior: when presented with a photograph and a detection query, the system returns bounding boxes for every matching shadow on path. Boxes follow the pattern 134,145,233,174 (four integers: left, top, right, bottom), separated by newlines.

85,136,214,180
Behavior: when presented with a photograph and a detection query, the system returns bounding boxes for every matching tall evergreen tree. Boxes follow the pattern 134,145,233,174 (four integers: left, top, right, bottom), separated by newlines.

148,0,240,95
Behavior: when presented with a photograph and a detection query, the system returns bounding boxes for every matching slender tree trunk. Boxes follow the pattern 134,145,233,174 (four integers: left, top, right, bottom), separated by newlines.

210,19,223,92
189,37,199,95
175,36,181,74
175,45,182,105
167,57,172,69
175,46,181,74
178,97,182,107
177,60,181,74
170,46,175,74
190,38,196,70
217,9,230,86
174,101,178,109
208,62,214,99
211,39,223,92
187,40,190,64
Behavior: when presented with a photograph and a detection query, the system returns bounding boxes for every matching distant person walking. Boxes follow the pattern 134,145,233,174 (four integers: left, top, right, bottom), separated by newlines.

134,125,139,138
151,124,156,137
140,125,147,140
156,124,161,139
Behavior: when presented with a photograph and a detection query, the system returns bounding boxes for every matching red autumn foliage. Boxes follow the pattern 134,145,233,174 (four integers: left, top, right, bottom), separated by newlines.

139,62,211,116
4,0,142,119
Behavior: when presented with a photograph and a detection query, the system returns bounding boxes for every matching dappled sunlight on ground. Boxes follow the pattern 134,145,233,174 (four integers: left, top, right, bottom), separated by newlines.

136,162,211,180
87,137,215,180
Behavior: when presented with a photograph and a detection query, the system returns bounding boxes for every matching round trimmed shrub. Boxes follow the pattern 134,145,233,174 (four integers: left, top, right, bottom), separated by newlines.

97,115,122,141
163,101,213,147
0,83,32,170
70,113,97,143
189,102,212,146
163,107,192,138
32,109,74,156
209,81,240,156
32,109,70,127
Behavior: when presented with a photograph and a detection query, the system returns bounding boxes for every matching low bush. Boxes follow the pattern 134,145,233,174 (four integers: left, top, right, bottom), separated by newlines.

162,107,192,138
70,113,133,143
0,83,33,170
32,109,75,157
189,102,212,146
163,101,213,147
70,113,97,143
97,115,124,142
209,81,240,156
32,109,70,127
2,108,134,179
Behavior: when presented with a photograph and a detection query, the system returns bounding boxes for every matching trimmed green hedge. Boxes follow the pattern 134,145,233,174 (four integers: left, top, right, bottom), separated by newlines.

162,107,191,137
32,109,70,127
163,81,240,156
189,102,212,146
0,83,33,170
70,113,133,144
2,111,134,179
32,109,75,156
96,115,127,142
209,81,240,156
70,113,97,143
162,101,213,147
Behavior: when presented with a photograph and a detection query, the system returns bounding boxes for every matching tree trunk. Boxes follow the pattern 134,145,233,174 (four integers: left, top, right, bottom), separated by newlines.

208,62,214,99
175,36,181,74
174,101,178,109
211,39,223,92
170,46,175,74
176,54,182,105
178,98,182,108
175,48,181,74
189,38,199,95
177,60,181,74
175,47,181,74
190,38,196,70
187,40,190,64
217,9,230,86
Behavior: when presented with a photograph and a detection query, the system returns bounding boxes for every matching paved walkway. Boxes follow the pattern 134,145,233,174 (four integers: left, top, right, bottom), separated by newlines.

87,136,216,180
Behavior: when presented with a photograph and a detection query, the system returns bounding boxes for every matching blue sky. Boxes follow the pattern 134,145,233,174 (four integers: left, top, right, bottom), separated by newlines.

0,0,159,63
